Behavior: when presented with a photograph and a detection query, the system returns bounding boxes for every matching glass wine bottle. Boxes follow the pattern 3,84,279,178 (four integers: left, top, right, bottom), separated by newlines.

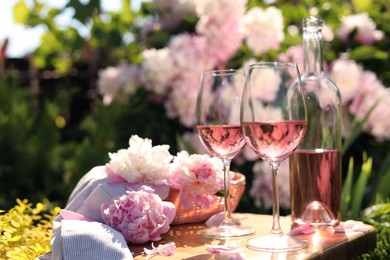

289,16,342,226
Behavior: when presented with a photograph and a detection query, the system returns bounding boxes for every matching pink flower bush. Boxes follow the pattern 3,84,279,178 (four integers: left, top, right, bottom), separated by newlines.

105,135,173,186
101,185,176,244
196,0,245,66
337,13,384,45
167,151,224,209
329,58,362,105
97,64,141,105
329,58,390,141
141,48,176,96
278,45,305,73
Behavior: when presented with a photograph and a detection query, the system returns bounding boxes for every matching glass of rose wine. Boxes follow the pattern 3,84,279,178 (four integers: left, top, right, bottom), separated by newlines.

240,62,308,251
195,69,255,239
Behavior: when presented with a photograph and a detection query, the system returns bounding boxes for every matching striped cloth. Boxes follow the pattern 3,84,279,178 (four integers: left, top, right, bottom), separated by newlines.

37,220,133,260
37,166,134,259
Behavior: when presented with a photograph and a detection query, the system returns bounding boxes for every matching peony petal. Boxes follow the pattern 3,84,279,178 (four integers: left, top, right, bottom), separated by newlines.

334,220,371,233
106,164,127,183
162,201,177,223
206,245,246,260
60,209,93,222
144,242,176,256
288,222,315,236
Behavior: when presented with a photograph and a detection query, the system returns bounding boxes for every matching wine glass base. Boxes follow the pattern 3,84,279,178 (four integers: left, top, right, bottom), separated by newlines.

246,235,307,252
201,225,255,240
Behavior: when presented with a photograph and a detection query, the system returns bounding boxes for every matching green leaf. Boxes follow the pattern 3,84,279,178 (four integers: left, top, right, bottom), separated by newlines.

351,155,372,219
341,157,354,220
352,0,372,13
13,1,30,24
374,162,390,200
349,46,388,61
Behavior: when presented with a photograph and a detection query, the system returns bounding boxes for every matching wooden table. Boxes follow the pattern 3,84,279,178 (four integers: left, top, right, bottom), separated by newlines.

130,213,376,259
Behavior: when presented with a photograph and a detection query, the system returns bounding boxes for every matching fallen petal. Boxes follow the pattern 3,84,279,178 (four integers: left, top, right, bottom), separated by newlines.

288,222,315,236
206,245,246,259
334,220,371,233
144,242,176,256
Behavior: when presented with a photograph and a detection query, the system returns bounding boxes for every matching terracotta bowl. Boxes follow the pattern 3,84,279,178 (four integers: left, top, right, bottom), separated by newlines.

165,172,246,225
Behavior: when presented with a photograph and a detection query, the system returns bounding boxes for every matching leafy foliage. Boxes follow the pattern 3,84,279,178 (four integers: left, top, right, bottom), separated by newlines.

359,198,390,259
0,199,60,259
4,0,390,258
0,77,74,208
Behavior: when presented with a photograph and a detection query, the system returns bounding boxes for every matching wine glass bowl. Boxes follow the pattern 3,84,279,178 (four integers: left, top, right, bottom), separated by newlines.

240,62,308,251
195,69,255,239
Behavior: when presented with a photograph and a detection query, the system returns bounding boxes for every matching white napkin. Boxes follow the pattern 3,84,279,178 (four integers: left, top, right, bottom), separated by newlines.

58,166,127,223
37,166,133,260
38,220,133,260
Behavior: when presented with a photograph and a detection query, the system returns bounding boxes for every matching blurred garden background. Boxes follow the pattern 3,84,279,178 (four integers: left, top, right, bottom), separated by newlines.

0,0,389,258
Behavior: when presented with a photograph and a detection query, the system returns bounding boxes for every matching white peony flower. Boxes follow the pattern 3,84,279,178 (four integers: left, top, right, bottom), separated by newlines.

337,13,384,45
165,80,198,127
242,6,285,55
141,48,177,96
97,64,141,105
106,135,173,185
248,68,281,102
195,0,246,20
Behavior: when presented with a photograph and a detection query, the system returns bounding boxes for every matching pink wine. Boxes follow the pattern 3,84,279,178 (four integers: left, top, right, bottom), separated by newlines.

195,125,245,159
289,149,341,226
241,121,307,162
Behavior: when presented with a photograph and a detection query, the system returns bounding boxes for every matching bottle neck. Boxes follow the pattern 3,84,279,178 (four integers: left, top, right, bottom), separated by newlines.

303,28,323,76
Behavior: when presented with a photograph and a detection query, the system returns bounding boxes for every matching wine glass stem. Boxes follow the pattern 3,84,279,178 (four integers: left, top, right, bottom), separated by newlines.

270,161,283,236
221,158,234,226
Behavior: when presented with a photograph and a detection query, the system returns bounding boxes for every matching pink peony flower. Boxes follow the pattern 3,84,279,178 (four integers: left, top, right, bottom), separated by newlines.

97,64,141,105
329,58,362,105
105,135,173,186
249,159,290,210
355,87,390,142
168,34,213,81
242,6,285,55
278,45,305,73
322,23,335,42
167,151,224,210
196,0,245,65
101,185,176,244
337,13,384,45
164,79,199,127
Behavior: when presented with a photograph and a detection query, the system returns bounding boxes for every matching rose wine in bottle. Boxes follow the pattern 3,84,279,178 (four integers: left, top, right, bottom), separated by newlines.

289,17,342,226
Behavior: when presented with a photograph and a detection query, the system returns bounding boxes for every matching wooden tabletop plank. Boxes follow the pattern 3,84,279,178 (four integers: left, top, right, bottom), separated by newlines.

130,213,376,259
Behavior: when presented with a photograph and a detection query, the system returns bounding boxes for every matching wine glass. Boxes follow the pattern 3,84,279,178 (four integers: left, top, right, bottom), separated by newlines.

240,62,308,251
195,69,255,239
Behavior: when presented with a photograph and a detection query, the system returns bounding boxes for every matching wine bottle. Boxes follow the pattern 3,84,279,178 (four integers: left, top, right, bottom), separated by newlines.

289,16,342,226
